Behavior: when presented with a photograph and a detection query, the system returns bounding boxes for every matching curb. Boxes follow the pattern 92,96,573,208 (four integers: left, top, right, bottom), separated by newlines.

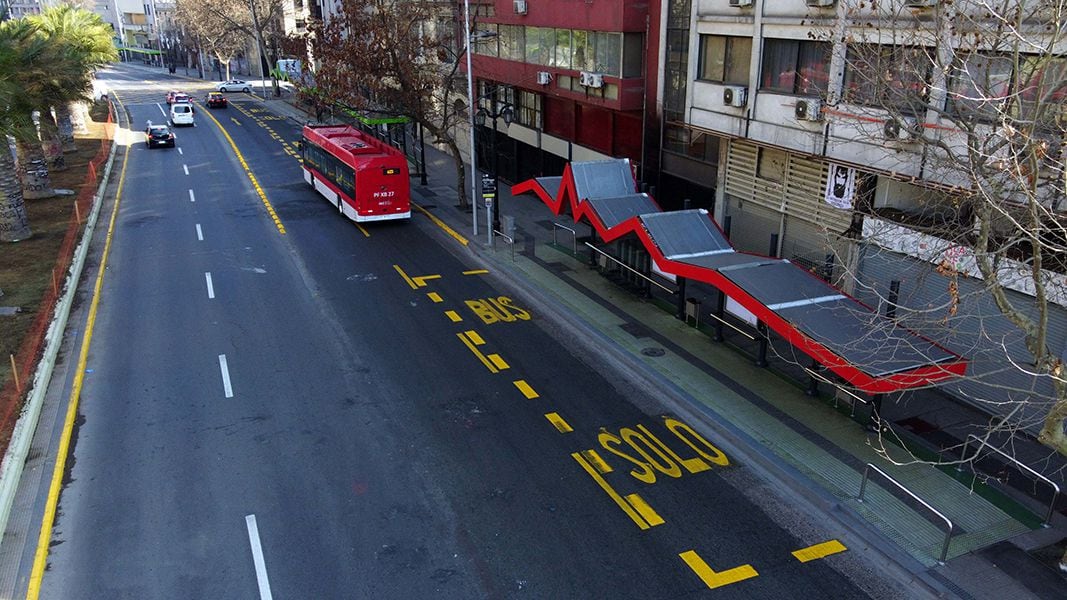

0,99,122,549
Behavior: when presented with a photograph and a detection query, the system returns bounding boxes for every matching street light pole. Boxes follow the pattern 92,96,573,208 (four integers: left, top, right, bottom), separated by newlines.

463,0,479,236
475,95,513,238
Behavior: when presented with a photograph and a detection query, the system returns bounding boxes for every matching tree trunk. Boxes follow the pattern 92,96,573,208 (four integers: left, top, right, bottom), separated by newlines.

17,138,54,200
39,108,66,172
446,138,468,210
57,101,81,145
0,136,32,242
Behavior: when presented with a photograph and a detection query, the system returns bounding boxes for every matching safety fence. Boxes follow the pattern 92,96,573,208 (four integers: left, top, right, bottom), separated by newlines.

0,105,115,453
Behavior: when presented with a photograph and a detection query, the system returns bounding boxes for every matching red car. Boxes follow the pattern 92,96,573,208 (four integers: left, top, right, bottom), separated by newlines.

205,92,228,108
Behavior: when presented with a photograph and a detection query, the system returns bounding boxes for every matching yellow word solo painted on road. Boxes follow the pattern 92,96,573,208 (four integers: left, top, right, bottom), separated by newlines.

598,418,728,485
465,296,530,324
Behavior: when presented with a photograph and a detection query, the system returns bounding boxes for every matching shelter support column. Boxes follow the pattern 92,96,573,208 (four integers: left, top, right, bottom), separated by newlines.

755,322,768,367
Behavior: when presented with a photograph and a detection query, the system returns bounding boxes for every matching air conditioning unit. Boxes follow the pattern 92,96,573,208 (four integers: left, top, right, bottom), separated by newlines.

513,0,527,14
795,99,823,121
580,71,604,88
536,71,552,85
883,118,920,142
722,86,747,108
806,0,835,6
904,0,937,6
729,0,753,6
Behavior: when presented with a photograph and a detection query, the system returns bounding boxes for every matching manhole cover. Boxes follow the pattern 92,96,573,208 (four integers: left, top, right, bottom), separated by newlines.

641,347,665,357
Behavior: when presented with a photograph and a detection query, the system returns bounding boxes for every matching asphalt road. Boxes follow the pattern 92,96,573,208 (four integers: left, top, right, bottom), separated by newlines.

18,65,907,599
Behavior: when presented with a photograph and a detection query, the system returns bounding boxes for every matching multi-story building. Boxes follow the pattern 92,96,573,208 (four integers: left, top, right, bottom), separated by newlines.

684,0,1067,426
465,0,663,193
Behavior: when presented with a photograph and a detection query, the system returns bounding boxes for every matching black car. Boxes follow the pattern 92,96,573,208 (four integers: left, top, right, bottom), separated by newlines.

145,123,176,148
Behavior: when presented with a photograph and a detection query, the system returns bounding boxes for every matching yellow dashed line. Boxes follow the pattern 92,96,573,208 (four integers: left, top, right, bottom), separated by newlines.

679,550,758,589
513,380,539,399
427,292,443,303
792,540,847,563
446,310,463,322
487,353,509,371
463,269,489,275
465,330,485,345
545,412,573,433
581,449,613,474
625,493,664,526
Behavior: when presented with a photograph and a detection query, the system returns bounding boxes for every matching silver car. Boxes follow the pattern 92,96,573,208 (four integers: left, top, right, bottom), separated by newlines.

216,80,251,93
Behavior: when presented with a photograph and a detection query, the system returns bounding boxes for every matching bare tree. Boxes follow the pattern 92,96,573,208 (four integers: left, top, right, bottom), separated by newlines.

175,0,248,81
176,0,285,89
302,0,474,208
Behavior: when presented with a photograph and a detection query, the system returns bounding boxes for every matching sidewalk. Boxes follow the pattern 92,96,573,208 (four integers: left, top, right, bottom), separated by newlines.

144,58,1067,596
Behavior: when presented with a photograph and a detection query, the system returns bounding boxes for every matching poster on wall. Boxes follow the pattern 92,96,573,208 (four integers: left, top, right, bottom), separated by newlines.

824,163,856,210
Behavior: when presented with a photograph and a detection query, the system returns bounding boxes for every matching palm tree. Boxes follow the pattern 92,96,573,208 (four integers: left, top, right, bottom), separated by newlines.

0,20,50,241
28,6,116,151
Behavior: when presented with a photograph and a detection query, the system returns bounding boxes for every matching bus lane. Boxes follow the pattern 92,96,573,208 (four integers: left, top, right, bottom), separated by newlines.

391,261,859,595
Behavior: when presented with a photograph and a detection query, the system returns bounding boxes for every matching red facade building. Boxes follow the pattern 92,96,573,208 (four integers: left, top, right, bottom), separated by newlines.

466,0,662,187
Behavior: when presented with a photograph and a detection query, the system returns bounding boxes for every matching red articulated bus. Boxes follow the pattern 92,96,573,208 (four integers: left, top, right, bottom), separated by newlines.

300,124,411,222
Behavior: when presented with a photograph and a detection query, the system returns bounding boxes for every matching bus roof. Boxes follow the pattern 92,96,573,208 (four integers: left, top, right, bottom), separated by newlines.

303,124,404,168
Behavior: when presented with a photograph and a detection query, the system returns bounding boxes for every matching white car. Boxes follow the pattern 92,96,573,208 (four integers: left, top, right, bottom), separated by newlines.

170,102,195,127
216,80,251,93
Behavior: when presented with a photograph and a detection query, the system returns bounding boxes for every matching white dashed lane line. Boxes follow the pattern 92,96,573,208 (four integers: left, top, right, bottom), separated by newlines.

205,272,215,299
195,223,203,241
188,189,195,203
245,514,273,600
218,354,233,398
183,164,189,175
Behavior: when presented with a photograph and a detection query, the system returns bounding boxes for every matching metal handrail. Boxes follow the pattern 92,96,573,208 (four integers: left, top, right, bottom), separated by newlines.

552,222,577,255
493,230,515,260
585,242,674,293
859,463,955,563
958,434,1061,526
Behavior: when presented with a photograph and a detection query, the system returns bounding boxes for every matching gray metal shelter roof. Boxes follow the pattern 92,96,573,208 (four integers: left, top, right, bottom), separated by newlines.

722,261,843,308
778,299,958,376
570,159,635,200
586,194,659,229
641,210,732,257
676,252,771,271
534,176,562,200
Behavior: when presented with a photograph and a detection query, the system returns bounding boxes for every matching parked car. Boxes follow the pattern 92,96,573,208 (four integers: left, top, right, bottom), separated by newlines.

170,102,194,127
165,90,181,104
205,92,228,108
216,80,251,93
145,123,175,148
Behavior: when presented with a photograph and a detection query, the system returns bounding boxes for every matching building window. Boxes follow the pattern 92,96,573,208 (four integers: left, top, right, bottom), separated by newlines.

293,0,303,8
499,25,524,62
664,123,717,163
698,35,751,85
756,147,787,182
843,45,932,114
760,39,831,95
516,89,542,129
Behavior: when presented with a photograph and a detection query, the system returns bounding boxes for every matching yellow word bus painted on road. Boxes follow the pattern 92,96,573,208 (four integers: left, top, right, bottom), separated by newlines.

465,296,531,324
599,418,729,484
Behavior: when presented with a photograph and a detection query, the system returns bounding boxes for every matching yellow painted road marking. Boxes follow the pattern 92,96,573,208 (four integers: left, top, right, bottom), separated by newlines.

427,292,443,303
413,202,469,247
487,353,509,370
679,550,758,589
230,117,242,126
624,493,664,526
200,102,285,234
412,274,441,287
545,412,573,433
581,449,613,474
792,540,847,563
458,332,498,373
27,92,133,600
463,269,489,275
393,264,418,289
513,379,539,399
465,330,485,345
571,452,652,530
355,222,370,237
446,310,463,323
